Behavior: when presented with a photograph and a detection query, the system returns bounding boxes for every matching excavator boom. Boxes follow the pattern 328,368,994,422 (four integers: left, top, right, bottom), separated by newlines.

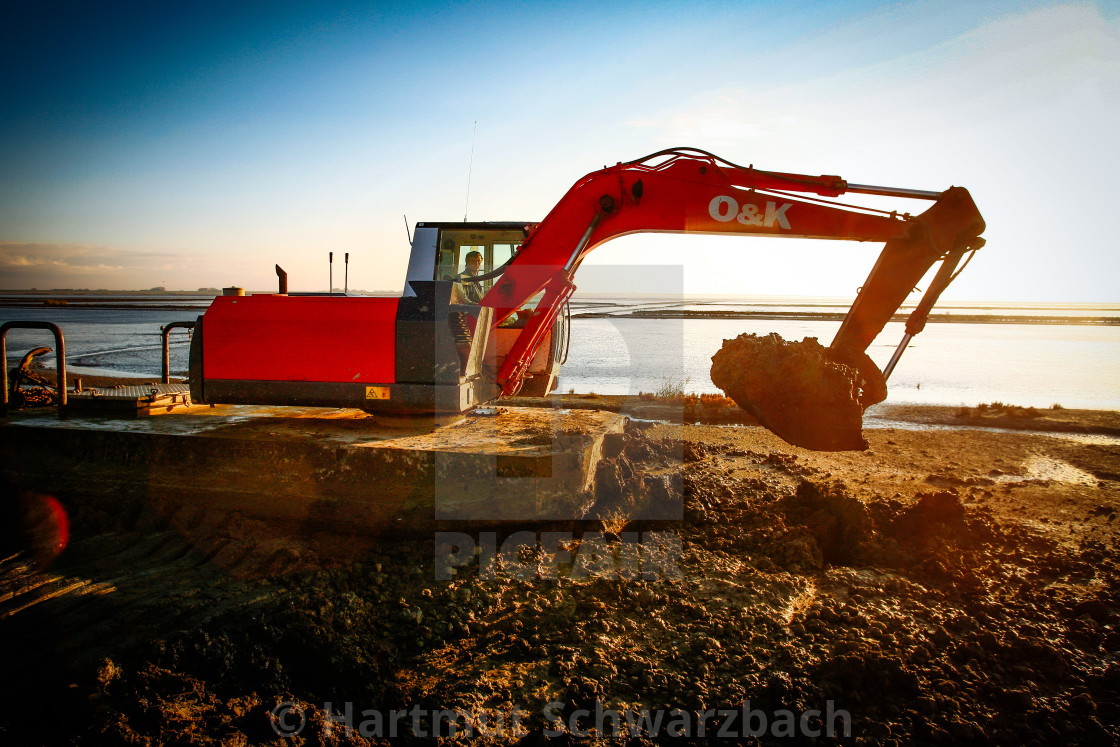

482,147,985,405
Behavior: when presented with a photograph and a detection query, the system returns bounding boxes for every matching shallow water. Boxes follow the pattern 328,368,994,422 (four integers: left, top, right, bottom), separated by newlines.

553,316,1120,410
3,296,1118,410
859,417,1120,446
2,306,198,379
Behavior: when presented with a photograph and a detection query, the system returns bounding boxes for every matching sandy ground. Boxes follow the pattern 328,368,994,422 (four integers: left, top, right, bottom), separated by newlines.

1,399,1118,745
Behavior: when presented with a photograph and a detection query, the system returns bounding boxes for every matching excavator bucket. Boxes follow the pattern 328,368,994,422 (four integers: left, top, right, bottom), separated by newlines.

710,333,885,451
710,186,983,451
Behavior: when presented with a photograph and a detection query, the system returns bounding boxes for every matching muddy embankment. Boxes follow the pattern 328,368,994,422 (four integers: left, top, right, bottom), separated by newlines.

2,413,1119,744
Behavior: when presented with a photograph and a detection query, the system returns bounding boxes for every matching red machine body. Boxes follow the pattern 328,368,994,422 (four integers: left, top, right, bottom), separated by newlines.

203,295,399,383
190,147,985,416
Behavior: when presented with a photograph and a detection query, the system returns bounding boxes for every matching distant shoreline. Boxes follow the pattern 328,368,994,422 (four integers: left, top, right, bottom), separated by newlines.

2,290,1118,307
2,297,1116,324
573,309,1120,325
0,302,212,311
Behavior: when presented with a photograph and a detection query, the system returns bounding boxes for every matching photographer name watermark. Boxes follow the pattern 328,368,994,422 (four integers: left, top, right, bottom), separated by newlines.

271,699,851,739
433,530,683,581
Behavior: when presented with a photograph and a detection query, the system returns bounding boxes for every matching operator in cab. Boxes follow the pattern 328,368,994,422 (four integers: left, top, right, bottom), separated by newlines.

456,250,484,304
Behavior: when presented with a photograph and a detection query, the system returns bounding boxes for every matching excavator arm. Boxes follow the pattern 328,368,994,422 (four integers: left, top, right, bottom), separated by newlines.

482,148,986,407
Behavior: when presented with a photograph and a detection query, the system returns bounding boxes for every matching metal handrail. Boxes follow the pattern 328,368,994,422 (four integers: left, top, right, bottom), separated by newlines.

1,321,67,417
160,321,196,383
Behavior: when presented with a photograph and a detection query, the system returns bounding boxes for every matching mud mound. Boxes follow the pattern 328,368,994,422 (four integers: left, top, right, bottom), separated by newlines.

897,490,966,529
710,333,869,451
888,490,982,548
779,480,874,565
773,482,1002,577
587,429,684,521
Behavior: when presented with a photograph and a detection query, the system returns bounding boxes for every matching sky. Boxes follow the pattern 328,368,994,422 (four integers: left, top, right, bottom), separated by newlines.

1,0,1117,302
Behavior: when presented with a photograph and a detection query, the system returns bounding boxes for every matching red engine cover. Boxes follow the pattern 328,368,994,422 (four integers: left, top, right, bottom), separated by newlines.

203,295,398,383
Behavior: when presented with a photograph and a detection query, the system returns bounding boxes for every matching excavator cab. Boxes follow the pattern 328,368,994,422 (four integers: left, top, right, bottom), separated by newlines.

403,222,565,396
406,222,524,299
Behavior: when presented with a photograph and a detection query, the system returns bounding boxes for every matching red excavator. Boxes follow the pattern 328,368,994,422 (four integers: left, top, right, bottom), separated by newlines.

189,147,984,448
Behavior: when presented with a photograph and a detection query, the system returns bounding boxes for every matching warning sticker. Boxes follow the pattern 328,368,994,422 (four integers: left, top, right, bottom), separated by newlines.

364,386,390,400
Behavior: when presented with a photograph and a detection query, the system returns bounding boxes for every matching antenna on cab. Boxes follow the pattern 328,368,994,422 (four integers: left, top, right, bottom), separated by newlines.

464,121,477,222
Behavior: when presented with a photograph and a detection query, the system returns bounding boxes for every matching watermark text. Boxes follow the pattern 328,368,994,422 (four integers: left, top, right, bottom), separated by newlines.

434,531,683,581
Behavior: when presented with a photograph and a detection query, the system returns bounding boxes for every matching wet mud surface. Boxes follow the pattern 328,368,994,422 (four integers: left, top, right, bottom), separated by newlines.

2,416,1119,744
711,334,877,451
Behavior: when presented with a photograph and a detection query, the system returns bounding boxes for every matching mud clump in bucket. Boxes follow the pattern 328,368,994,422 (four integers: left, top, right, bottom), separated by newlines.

710,333,870,451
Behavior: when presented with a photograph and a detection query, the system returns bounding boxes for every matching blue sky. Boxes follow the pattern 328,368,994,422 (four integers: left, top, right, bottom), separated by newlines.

1,0,1117,301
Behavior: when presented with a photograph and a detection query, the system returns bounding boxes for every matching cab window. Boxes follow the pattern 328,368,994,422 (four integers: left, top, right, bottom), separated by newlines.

435,230,523,294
